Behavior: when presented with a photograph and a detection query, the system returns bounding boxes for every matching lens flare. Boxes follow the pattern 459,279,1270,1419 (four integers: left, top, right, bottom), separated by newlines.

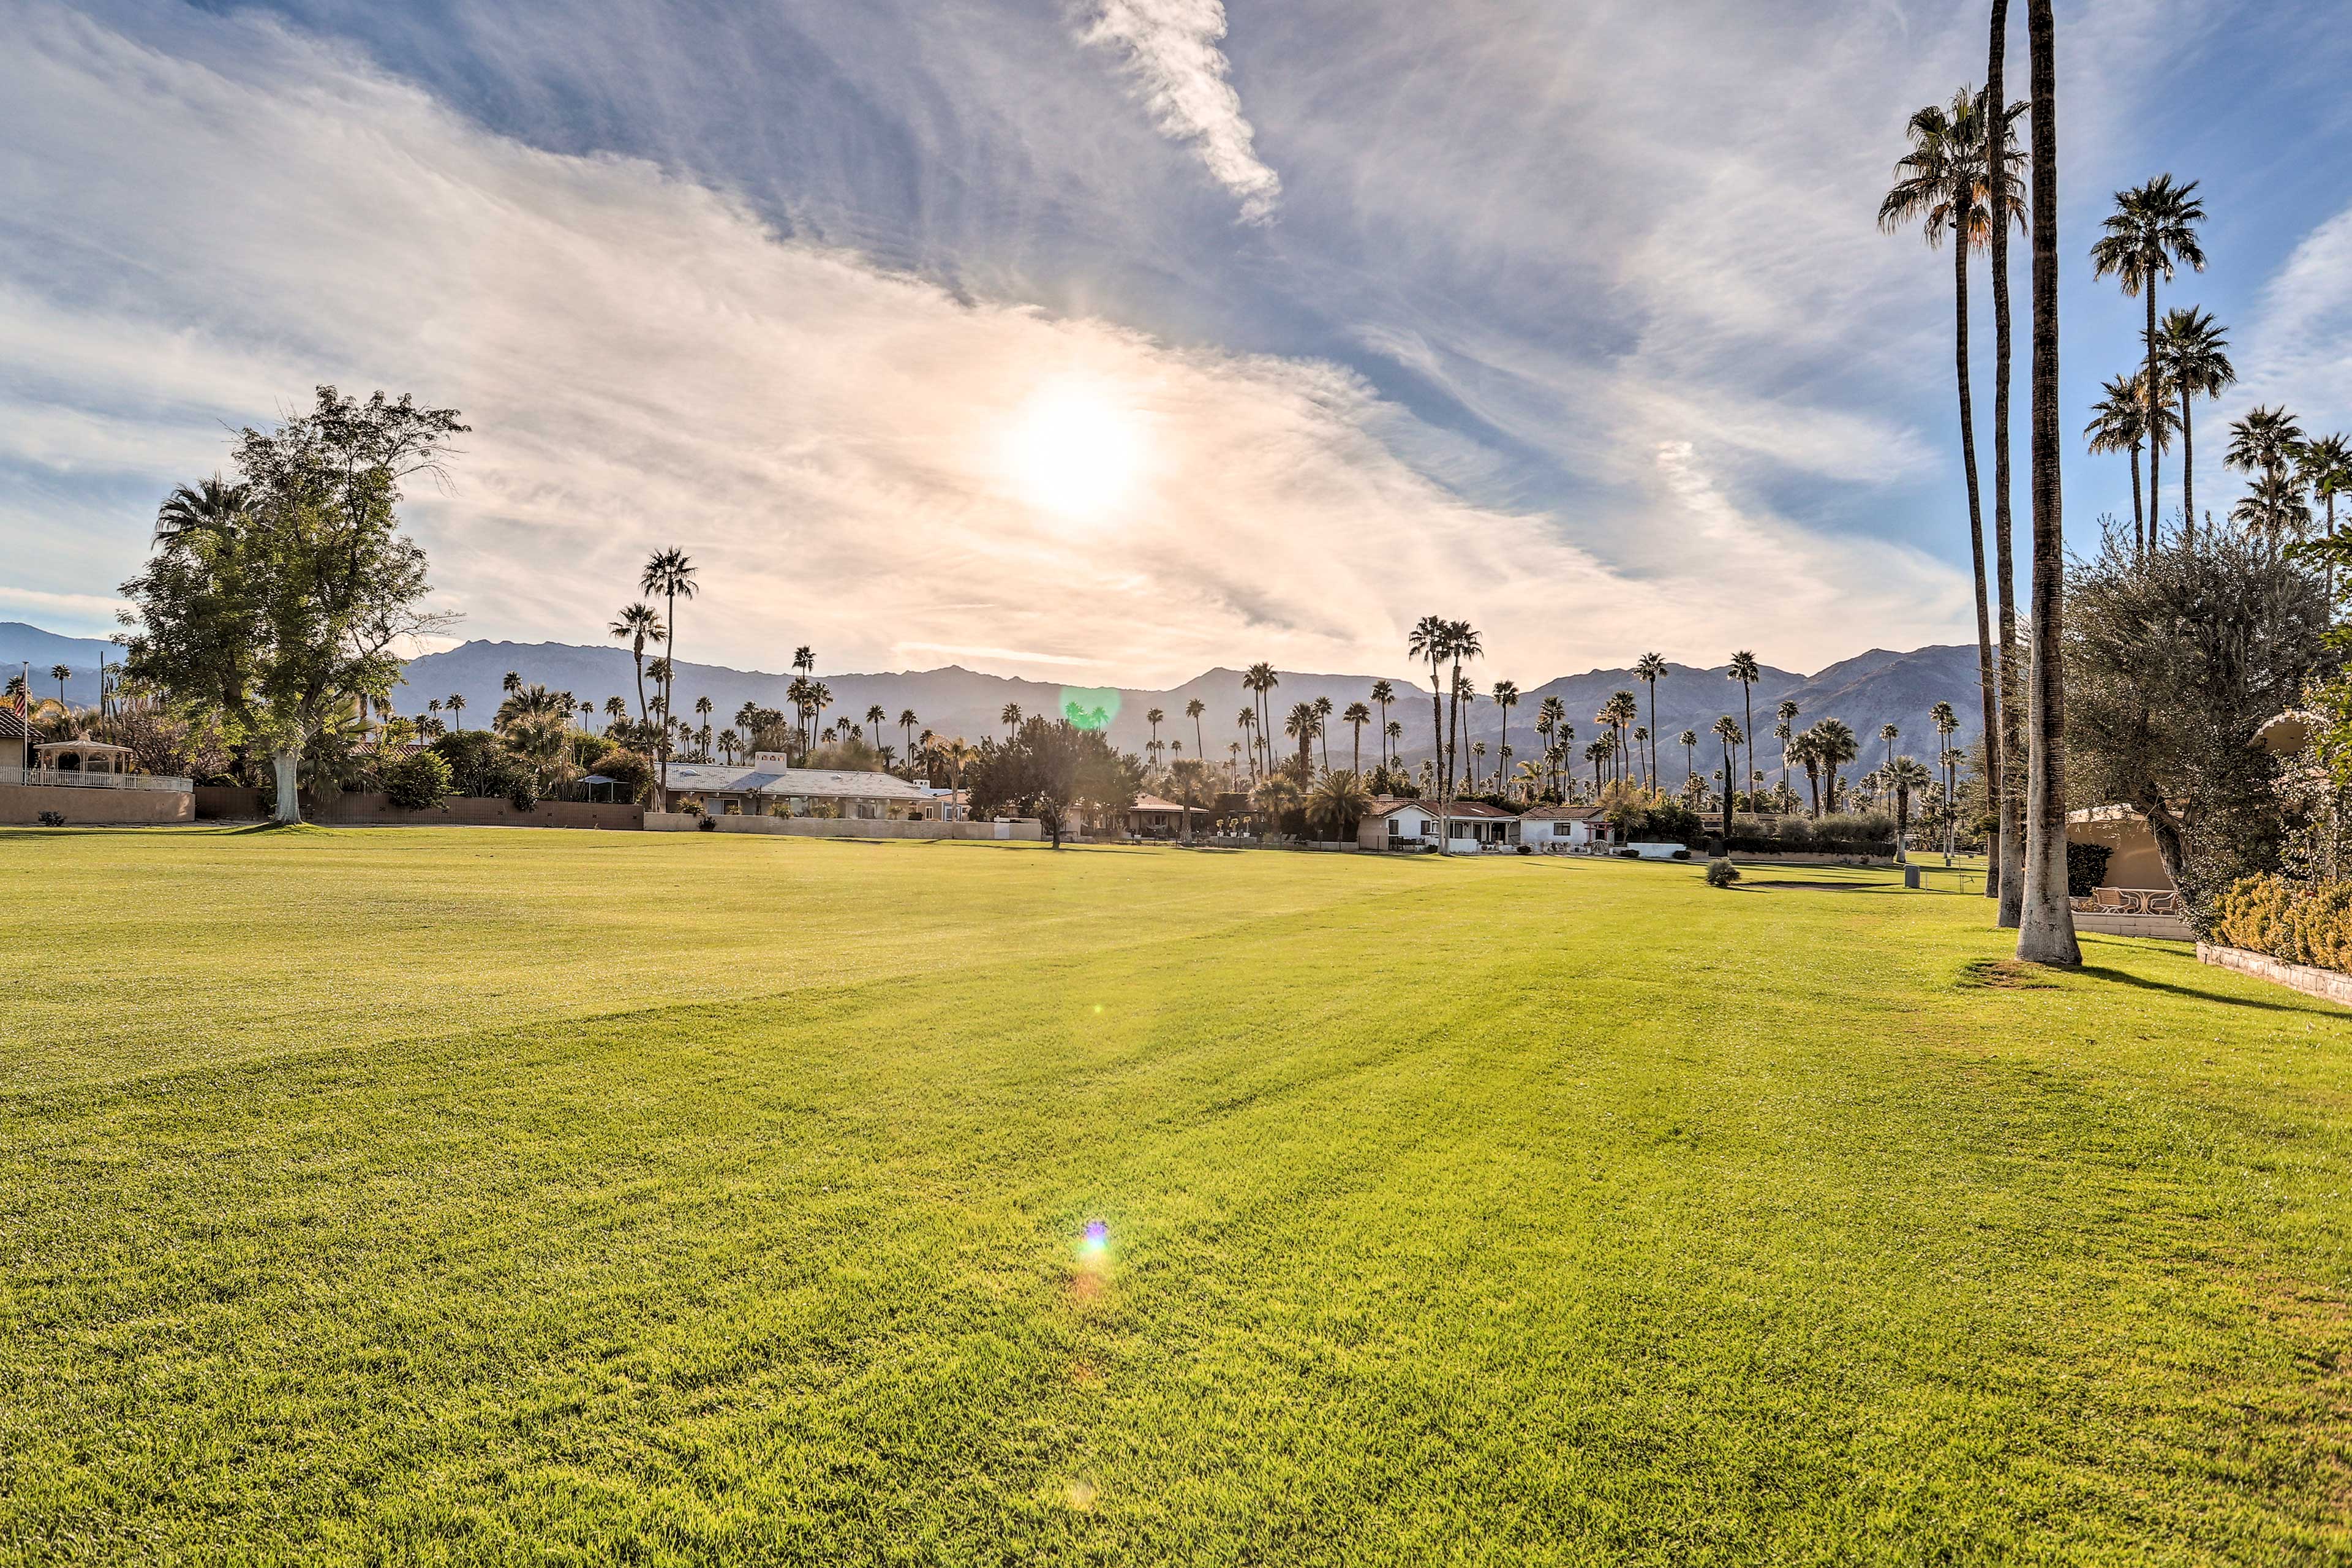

1081,1219,1109,1254
1060,687,1121,730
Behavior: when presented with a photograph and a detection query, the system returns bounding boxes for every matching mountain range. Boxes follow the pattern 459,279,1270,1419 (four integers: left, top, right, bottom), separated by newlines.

390,637,1985,775
4,621,1985,771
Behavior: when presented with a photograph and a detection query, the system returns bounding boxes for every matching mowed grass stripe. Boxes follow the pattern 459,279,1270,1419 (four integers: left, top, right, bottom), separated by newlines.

0,830,2346,1561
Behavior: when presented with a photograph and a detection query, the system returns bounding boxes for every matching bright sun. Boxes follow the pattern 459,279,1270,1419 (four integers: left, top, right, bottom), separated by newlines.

1002,379,1146,522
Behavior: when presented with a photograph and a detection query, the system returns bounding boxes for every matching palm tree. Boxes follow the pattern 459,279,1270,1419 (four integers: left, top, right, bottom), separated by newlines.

2155,307,2233,537
1369,680,1396,766
898,709,919,772
1808,719,1859,813
1491,679,1520,789
2015,0,2078,963
1168,758,1213,845
1883,87,2019,908
1236,707,1259,779
1929,700,1959,854
1715,652,1758,800
1444,622,1482,790
1887,756,1934,858
1343,701,1372,775
1634,653,1667,785
1469,739,1488,790
2230,473,2314,552
153,475,250,543
1407,617,1450,797
1243,663,1280,778
2089,173,2206,539
1305,769,1373,844
1583,738,1610,801
1226,740,1243,787
439,692,463,732
606,603,665,726
2226,405,2307,491
1879,722,1899,777
1282,701,1319,777
638,549,696,807
1145,706,1164,761
2297,433,2352,594
2082,371,2176,549
1313,695,1335,774
1252,771,1302,836
1678,728,1698,786
1711,716,1743,843
1001,703,1022,741
503,671,522,698
1185,697,1207,767
48,664,70,711
1384,720,1403,774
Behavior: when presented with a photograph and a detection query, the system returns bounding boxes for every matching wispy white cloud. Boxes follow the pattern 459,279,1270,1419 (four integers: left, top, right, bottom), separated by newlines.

1079,0,1281,223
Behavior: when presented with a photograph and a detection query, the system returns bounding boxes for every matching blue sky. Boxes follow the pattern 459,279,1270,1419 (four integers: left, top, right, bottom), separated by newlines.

4,0,2348,684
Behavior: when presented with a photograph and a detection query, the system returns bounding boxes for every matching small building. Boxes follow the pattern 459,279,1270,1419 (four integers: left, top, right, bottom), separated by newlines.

660,757,940,820
1,708,39,771
1357,797,1519,851
1127,793,1194,839
1517,804,1611,851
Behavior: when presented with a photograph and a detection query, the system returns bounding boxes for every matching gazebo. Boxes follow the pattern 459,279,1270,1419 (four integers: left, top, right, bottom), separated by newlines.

579,773,624,804
34,741,136,777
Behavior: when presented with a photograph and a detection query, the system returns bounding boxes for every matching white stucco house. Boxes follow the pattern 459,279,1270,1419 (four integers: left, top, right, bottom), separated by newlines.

660,756,942,819
1357,798,1519,851
1517,804,1612,851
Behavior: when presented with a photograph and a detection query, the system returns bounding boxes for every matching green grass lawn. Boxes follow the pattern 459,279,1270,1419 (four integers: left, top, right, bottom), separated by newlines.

2,827,2347,1564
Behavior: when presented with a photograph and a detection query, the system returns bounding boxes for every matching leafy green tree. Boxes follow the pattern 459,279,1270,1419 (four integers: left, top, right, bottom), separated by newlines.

965,717,1141,849
2067,524,2329,930
119,388,464,822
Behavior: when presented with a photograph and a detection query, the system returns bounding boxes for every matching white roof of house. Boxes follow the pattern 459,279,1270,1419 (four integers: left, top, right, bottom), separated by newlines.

663,763,933,799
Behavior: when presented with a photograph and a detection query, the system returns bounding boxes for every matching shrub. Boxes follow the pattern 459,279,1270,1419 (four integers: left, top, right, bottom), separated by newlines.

2209,873,2352,971
507,777,539,813
1515,843,1532,855
1705,857,1741,887
37,811,64,827
696,815,717,832
2065,841,2113,900
587,747,653,803
380,750,454,812
1672,848,1692,861
1616,848,1640,859
432,731,535,802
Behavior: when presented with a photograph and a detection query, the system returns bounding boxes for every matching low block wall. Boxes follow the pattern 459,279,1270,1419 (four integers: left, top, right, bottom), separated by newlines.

647,813,1040,842
195,785,265,820
308,793,644,830
2198,943,2352,1008
1,783,194,826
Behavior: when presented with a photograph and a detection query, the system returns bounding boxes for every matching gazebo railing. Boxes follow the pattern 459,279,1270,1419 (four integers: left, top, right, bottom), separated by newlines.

2,766,193,793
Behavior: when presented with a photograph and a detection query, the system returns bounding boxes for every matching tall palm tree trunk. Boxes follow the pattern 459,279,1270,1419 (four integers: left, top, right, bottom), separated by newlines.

1986,5,2024,927
2145,285,2163,540
2017,0,2079,964
2128,439,2144,554
2177,385,2196,541
1950,193,2005,905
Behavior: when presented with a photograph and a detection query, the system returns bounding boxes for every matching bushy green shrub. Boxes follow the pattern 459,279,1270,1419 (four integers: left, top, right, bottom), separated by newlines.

2209,874,2352,971
1705,857,1741,888
587,747,652,803
380,749,453,812
431,731,535,802
2065,841,2113,900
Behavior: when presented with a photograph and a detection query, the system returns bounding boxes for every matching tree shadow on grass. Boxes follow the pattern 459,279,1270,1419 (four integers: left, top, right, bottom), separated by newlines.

2074,961,2337,1017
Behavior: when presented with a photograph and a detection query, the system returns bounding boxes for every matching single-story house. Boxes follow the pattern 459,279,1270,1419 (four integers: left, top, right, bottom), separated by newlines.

1357,797,1519,851
1518,804,1611,850
2066,804,2173,894
1,709,38,771
661,756,940,819
1127,793,1194,837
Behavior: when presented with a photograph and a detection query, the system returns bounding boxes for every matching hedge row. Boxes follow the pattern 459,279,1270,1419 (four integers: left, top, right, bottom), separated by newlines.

1721,834,1894,858
2208,874,2352,973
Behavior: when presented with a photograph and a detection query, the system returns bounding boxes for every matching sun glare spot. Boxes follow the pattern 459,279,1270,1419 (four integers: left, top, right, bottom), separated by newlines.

1003,379,1146,522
